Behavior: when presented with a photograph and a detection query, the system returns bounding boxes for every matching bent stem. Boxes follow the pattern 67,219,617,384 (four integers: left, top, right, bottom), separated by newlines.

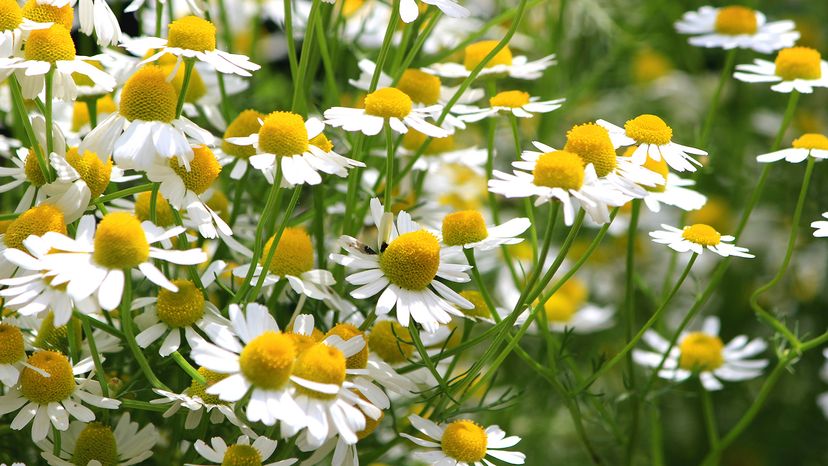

121,276,170,390
697,49,737,148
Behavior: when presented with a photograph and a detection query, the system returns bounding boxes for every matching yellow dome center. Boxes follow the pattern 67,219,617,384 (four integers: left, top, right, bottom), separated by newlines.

167,15,217,52
187,367,228,405
286,326,324,354
714,6,757,35
774,47,822,81
309,132,334,153
0,0,22,31
464,40,513,71
325,323,368,369
258,111,309,157
678,332,724,371
169,146,221,195
564,123,617,177
792,133,828,150
67,147,113,199
93,213,150,269
24,24,76,63
543,293,578,323
489,90,530,108
622,146,668,193
22,0,73,29
379,230,440,290
134,192,175,227
623,114,673,146
364,87,413,119
222,109,264,159
72,96,117,132
24,149,47,187
532,150,585,190
402,130,455,155
156,279,205,328
260,227,314,277
20,351,75,404
441,420,488,462
292,342,346,399
221,444,261,466
398,69,442,105
681,223,721,246
368,321,413,364
163,63,207,103
206,190,230,222
458,290,492,319
119,66,179,123
239,331,296,389
3,204,66,252
441,210,488,246
0,323,25,364
33,312,76,354
72,423,118,466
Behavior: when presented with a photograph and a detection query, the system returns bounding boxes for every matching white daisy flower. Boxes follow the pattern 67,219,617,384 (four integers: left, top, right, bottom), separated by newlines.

0,204,68,280
733,46,828,94
757,132,828,164
0,116,65,212
811,213,828,238
437,210,530,252
76,0,122,46
402,414,526,465
0,350,119,442
189,435,296,466
41,148,124,223
675,5,799,54
425,40,555,81
538,285,614,334
633,316,769,391
399,0,469,24
618,146,707,213
399,130,487,175
0,0,50,58
330,198,474,333
217,109,264,180
0,323,27,386
649,223,754,258
455,90,564,122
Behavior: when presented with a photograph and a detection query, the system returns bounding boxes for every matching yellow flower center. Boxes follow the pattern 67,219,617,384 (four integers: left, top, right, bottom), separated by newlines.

72,423,118,466
309,132,334,153
239,331,296,389
33,312,77,354
713,6,757,35
260,227,314,277
325,323,368,369
792,133,828,150
221,444,262,466
134,192,175,227
681,223,721,246
379,230,440,291
441,210,488,246
364,87,413,119
458,290,492,319
163,62,207,103
292,342,346,399
368,321,413,364
156,279,205,328
631,49,672,84
67,147,113,199
489,90,530,108
0,323,25,364
222,109,264,159
187,367,228,405
169,146,221,195
72,96,117,132
532,150,585,190
22,0,73,29
623,114,673,146
357,407,384,440
543,293,578,323
0,0,22,31
23,149,47,187
93,213,150,270
3,204,66,252
286,327,324,354
206,190,230,222
441,420,488,462
560,277,588,305
167,15,217,52
678,332,724,371
24,24,75,63
119,66,179,123
342,0,365,17
397,69,442,105
622,146,668,193
20,351,75,404
464,40,513,71
774,47,822,81
402,130,455,155
564,123,617,177
258,111,309,157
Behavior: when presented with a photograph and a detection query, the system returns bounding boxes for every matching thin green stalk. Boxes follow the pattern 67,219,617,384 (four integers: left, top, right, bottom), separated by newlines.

384,125,395,211
624,199,642,466
283,0,299,77
291,0,321,114
81,315,109,397
98,183,154,203
698,49,737,148
650,404,665,466
171,351,206,383
86,98,98,128
700,384,719,454
121,275,170,390
393,9,439,77
314,11,340,106
66,318,81,369
464,249,501,323
9,76,50,183
369,0,401,91
52,425,61,455
175,60,195,119
216,0,233,52
44,68,55,156
155,0,163,37
313,185,326,269
121,399,169,412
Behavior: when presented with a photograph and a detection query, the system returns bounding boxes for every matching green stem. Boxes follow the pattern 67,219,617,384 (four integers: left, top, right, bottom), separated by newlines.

86,98,98,129
81,315,109,397
283,0,298,78
464,249,501,323
9,75,50,183
175,60,195,119
698,49,737,148
384,124,395,211
369,0,401,91
98,183,154,203
291,0,321,114
121,275,170,390
249,184,303,300
171,351,206,383
700,383,719,453
624,199,642,466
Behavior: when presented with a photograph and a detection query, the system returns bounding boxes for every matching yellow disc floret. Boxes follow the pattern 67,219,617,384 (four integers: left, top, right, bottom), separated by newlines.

163,63,207,103
222,444,262,466
258,111,309,157
66,147,113,199
489,90,530,108
22,0,73,29
678,332,724,371
156,279,205,328
623,114,673,146
292,342,346,399
458,290,492,319
20,351,75,403
622,146,668,193
223,109,264,159
357,407,384,440
206,190,230,222
169,146,221,195
564,123,617,177
239,331,296,389
532,150,585,190
119,66,179,123
167,15,216,52
326,323,368,369
24,24,76,63
364,87,413,119
368,321,413,364
681,223,721,246
774,47,822,81
24,149,47,187
134,192,175,227
441,420,488,463
72,95,117,132
260,227,314,277
71,423,118,466
309,132,334,153
713,6,757,35
3,204,66,252
397,69,442,105
792,133,828,150
0,323,24,364
464,40,512,71
441,210,488,246
543,293,578,323
0,0,22,31
33,312,76,354
187,367,228,405
402,130,455,155
379,230,440,290
93,213,150,269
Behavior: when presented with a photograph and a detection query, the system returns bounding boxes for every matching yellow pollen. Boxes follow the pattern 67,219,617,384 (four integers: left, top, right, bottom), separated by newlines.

167,15,217,52
222,444,262,466
24,24,76,63
464,40,513,71
714,6,757,35
564,123,617,177
792,133,828,150
187,367,228,405
222,109,264,159
623,146,668,193
402,130,455,155
260,227,314,277
368,321,413,364
681,223,721,246
163,63,207,103
532,150,585,190
239,331,296,389
206,190,230,222
66,147,113,199
258,111,309,157
458,291,492,319
156,279,205,328
442,210,488,246
72,423,118,466
0,0,22,31
0,323,25,364
3,204,66,252
20,351,75,404
72,95,117,132
24,149,46,187
678,332,724,371
364,87,413,119
286,328,324,354
379,230,440,291
441,420,488,462
774,47,822,81
134,192,175,227
489,90,530,108
326,323,368,369
22,0,73,29
309,132,334,153
119,66,179,123
292,342,346,399
93,213,150,270
169,146,221,195
623,114,673,146
397,69,442,105
543,293,578,323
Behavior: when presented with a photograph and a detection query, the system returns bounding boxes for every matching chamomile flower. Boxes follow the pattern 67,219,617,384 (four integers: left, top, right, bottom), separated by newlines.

733,46,828,94
633,316,768,391
675,6,799,54
402,414,526,466
0,0,51,58
324,87,449,138
538,279,614,334
811,213,828,238
649,223,754,258
597,114,706,172
425,40,555,81
0,350,119,441
0,117,64,212
456,90,564,122
0,323,27,386
438,210,530,251
189,435,296,466
400,130,487,175
331,198,474,333
41,148,116,223
218,109,264,180
0,204,67,279
76,0,122,46
757,133,828,163
399,0,468,24
621,147,707,213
